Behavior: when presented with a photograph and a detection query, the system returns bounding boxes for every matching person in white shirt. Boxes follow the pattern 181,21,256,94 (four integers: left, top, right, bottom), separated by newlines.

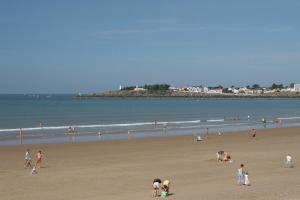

237,164,244,185
286,154,293,168
152,178,161,197
244,172,250,186
24,149,32,168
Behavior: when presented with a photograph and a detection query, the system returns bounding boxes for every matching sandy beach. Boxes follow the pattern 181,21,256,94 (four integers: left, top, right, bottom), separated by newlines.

0,127,300,200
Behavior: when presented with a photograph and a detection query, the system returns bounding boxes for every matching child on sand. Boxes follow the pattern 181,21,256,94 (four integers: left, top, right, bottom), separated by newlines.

31,166,38,174
237,164,244,185
152,178,161,197
24,149,32,168
286,154,293,168
35,150,43,168
244,172,250,186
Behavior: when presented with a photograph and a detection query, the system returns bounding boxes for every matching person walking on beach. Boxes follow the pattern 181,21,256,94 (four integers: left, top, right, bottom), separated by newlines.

206,127,209,138
252,129,256,138
286,154,293,168
237,164,245,185
24,149,32,168
35,150,43,168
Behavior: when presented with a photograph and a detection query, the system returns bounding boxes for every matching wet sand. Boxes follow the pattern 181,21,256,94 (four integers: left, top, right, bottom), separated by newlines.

0,127,299,200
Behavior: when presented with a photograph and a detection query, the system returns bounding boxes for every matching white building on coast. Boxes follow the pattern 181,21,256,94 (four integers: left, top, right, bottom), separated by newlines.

294,84,300,92
134,86,146,91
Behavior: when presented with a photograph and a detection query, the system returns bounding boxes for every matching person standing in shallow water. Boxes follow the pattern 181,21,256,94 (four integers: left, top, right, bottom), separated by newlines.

206,127,209,138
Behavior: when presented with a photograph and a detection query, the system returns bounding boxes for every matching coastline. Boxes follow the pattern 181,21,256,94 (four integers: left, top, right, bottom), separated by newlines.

1,126,300,199
75,92,300,99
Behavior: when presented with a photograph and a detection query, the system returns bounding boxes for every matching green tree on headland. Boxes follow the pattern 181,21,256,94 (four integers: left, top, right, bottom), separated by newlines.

143,84,170,91
222,88,233,93
210,85,223,90
252,84,260,89
121,84,170,91
121,86,136,91
271,83,283,90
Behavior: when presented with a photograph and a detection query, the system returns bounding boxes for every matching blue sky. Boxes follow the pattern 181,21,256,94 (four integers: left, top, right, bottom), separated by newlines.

0,0,299,93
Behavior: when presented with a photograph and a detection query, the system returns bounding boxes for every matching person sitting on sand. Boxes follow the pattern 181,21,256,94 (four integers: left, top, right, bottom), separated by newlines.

35,150,43,168
195,135,203,142
286,154,293,168
24,149,32,168
152,178,162,197
237,164,245,185
223,153,231,162
217,151,225,162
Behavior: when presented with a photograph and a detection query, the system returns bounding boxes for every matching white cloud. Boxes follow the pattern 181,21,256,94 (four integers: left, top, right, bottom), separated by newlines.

138,18,179,25
90,26,206,39
221,26,293,32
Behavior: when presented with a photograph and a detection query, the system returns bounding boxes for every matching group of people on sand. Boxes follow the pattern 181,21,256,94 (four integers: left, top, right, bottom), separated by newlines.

24,149,43,174
152,178,170,198
216,150,294,187
237,164,251,186
68,126,76,135
216,151,232,163
236,154,294,187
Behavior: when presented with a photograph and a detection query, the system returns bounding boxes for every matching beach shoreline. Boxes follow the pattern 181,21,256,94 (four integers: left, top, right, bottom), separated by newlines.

0,121,296,147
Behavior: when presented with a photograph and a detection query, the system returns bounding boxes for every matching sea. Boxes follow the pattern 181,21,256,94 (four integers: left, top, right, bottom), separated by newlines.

1,94,300,146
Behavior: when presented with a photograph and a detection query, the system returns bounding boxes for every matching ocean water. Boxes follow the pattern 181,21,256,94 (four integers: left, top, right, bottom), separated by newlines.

0,94,300,146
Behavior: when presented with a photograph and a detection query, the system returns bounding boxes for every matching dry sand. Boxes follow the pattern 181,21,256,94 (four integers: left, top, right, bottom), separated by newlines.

1,127,300,200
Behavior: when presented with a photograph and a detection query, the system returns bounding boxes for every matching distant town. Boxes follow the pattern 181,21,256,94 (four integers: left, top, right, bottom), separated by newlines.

77,83,300,98
120,83,300,94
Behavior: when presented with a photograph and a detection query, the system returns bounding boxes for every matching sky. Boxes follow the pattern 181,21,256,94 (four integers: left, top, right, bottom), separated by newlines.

0,0,300,93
